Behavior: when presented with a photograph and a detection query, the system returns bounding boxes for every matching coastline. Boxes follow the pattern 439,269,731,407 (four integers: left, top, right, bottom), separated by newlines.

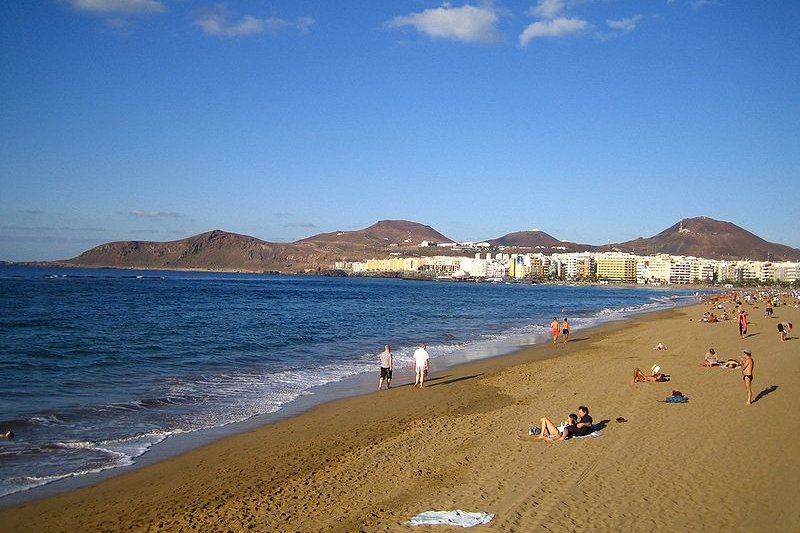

2,298,799,531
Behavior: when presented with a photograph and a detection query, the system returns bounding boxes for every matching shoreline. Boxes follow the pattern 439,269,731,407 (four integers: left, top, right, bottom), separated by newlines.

3,297,799,531
1,290,680,507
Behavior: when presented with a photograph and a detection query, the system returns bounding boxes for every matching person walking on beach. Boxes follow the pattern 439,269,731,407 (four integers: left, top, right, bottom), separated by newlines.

551,318,560,344
413,343,430,388
561,318,570,343
740,350,754,405
738,310,748,338
378,344,393,390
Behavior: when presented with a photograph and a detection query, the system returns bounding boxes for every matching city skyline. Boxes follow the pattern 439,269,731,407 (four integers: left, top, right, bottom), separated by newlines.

2,1,798,261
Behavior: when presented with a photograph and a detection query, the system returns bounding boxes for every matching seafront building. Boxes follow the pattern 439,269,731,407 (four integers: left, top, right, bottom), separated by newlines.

335,250,800,286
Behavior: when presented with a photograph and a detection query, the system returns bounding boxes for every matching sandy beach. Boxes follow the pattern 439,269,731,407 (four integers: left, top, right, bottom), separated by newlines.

2,297,799,532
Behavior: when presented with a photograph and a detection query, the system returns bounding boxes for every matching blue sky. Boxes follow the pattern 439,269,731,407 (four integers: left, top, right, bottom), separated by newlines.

1,0,798,261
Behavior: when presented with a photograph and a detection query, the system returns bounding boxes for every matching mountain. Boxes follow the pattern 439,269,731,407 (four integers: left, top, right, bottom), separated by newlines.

65,220,454,273
297,220,452,248
59,216,800,273
488,229,590,251
67,230,308,271
609,217,800,261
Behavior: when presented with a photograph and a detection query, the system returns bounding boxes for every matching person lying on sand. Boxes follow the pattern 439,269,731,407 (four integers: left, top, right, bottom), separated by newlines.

701,348,721,367
535,413,577,441
633,368,668,382
535,406,593,441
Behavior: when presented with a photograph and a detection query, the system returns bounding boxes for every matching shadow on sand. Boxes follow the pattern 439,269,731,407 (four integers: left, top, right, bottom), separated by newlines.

427,374,483,387
753,385,778,404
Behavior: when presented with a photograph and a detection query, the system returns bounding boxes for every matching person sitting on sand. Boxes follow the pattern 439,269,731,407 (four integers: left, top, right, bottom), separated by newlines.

701,348,720,367
777,322,793,341
633,367,668,382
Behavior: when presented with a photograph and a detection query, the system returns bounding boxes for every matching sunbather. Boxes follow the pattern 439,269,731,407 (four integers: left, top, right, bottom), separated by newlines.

701,348,720,367
536,406,594,441
633,367,668,382
536,413,578,441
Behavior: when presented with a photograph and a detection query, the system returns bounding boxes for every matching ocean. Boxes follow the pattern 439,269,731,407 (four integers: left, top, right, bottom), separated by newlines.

0,265,702,499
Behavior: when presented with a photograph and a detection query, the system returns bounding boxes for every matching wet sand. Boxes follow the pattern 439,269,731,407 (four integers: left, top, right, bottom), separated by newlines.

2,299,799,532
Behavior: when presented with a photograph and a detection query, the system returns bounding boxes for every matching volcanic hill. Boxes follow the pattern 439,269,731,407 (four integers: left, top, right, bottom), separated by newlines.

60,216,799,273
609,217,800,261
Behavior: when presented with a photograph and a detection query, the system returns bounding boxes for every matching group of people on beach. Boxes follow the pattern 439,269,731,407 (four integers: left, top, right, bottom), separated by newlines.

377,342,431,390
531,405,593,441
550,317,570,344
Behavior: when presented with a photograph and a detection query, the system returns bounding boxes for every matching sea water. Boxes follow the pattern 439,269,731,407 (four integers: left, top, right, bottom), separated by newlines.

0,265,702,499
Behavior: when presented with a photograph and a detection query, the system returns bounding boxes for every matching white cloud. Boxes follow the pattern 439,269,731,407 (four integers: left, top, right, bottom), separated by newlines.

519,17,588,46
528,0,565,20
130,210,181,219
690,0,721,9
66,0,165,14
193,6,314,37
386,4,501,44
606,15,643,34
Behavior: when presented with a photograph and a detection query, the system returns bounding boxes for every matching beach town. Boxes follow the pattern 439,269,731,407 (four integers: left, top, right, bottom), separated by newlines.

337,248,800,286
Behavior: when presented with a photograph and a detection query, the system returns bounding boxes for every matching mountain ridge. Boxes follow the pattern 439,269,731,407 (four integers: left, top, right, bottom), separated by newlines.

59,217,800,272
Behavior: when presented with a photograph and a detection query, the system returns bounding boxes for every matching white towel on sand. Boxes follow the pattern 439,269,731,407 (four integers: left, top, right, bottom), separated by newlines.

407,510,495,527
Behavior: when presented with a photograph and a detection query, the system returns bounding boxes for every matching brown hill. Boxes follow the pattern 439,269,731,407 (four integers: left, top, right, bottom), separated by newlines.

62,216,799,273
67,230,317,272
297,220,452,248
66,221,455,273
610,217,800,261
488,229,592,252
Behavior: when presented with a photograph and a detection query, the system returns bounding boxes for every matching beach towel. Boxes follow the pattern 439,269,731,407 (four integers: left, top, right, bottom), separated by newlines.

663,395,689,403
407,510,495,528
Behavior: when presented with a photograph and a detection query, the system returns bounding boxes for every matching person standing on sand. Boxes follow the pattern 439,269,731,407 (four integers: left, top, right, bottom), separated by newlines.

551,318,560,344
413,343,430,388
740,350,754,405
561,318,570,343
378,344,393,390
738,310,748,338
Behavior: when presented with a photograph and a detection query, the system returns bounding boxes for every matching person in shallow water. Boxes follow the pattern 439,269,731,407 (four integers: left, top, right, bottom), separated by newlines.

413,343,430,388
378,344,393,390
1,430,13,439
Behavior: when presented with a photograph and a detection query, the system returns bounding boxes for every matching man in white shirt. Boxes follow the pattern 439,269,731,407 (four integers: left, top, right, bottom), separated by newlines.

412,343,430,388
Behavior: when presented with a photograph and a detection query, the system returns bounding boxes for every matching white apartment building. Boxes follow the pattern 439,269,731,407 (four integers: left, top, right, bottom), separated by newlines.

636,254,671,284
669,258,692,284
775,262,799,283
759,262,775,283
